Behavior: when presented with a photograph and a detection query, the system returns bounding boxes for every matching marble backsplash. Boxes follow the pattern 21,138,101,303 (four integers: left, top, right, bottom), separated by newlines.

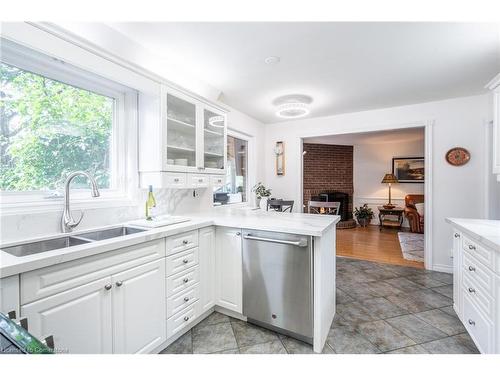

0,187,214,243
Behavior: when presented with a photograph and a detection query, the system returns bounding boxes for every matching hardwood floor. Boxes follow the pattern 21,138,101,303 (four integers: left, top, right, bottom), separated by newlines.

336,225,424,268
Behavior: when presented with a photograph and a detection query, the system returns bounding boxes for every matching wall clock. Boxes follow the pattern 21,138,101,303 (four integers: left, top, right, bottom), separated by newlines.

446,147,470,166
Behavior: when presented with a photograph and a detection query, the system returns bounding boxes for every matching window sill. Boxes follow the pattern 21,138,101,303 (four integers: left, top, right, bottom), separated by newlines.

0,196,138,216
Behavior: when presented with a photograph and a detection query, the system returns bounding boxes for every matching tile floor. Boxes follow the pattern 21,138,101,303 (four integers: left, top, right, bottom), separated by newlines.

160,256,479,354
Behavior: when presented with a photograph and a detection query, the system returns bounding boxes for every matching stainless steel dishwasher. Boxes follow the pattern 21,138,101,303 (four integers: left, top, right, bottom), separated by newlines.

242,229,313,344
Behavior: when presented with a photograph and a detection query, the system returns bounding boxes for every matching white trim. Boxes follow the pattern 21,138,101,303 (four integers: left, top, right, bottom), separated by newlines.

298,120,434,270
432,263,453,274
485,72,500,90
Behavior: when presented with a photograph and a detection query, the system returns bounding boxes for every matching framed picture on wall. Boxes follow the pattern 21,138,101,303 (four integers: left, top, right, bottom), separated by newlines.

392,157,424,183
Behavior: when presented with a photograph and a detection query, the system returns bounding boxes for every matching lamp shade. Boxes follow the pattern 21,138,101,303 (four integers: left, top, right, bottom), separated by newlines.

381,173,398,184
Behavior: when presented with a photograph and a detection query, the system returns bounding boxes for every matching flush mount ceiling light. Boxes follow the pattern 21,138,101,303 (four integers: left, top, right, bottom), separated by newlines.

208,115,225,128
264,56,280,65
273,94,313,119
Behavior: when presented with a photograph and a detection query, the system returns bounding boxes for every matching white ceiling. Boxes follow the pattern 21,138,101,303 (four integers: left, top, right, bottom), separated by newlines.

107,22,500,123
303,127,425,145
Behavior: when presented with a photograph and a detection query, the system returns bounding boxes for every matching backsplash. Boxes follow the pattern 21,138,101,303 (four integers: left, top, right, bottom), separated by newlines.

0,188,214,243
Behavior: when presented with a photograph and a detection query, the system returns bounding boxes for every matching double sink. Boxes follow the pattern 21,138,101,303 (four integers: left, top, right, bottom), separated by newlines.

1,226,147,257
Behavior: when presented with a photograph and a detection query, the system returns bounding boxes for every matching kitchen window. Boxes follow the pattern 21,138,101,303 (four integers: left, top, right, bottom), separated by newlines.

213,135,248,205
0,39,136,210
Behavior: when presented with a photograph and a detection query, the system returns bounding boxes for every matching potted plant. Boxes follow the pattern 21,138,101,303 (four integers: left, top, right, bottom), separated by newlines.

354,204,374,227
252,182,271,209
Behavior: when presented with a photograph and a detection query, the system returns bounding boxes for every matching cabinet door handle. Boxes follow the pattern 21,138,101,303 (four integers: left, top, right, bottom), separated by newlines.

198,179,203,183
116,281,123,287
468,319,475,326
454,233,460,238
468,266,476,272
468,287,476,294
174,178,179,182
183,278,189,283
184,297,190,302
42,335,55,350
104,284,112,290
19,317,28,330
183,316,189,322
7,310,16,319
182,240,189,245
468,244,476,250
183,259,189,264
236,232,241,236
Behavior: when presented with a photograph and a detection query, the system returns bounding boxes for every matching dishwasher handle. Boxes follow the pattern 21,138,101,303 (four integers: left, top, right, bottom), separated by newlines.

243,234,308,247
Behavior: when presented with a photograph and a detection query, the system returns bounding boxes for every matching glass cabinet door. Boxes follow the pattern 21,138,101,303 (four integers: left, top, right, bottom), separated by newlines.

166,93,197,168
203,109,225,171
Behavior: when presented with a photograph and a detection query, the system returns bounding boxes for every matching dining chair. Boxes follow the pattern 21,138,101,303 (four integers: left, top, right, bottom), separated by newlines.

308,201,341,215
267,199,294,213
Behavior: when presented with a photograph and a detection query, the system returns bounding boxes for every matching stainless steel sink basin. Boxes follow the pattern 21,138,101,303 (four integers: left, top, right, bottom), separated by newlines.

71,226,146,242
1,226,147,257
1,236,91,257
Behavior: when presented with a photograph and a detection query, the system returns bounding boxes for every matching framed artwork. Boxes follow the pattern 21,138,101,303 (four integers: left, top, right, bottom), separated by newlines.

275,141,285,175
392,157,424,183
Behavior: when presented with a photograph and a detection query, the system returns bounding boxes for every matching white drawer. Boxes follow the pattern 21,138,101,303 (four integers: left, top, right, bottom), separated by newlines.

462,235,495,270
210,175,225,187
463,294,493,353
166,266,199,297
167,301,199,338
165,230,199,256
462,252,495,295
21,239,165,304
163,173,187,188
188,174,209,188
462,274,494,320
167,283,199,318
166,247,198,276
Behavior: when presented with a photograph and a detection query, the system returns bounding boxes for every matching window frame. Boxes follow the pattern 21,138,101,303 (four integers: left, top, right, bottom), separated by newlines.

0,39,137,214
213,129,254,208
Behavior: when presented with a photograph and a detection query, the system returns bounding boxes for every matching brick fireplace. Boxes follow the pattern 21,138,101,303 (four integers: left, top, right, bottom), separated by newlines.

303,143,354,221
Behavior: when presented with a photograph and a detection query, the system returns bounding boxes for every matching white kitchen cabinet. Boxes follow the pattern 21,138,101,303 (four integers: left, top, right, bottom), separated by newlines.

199,227,216,313
486,73,500,178
21,277,113,354
139,85,227,188
0,275,19,318
112,259,166,354
215,227,242,313
452,231,462,318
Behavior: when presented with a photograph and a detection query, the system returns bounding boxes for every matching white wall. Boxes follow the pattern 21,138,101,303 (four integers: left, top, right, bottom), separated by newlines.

0,23,266,243
354,138,424,226
265,94,492,271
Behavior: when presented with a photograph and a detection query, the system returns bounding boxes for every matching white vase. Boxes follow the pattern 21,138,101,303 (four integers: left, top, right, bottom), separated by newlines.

259,197,268,210
255,197,262,209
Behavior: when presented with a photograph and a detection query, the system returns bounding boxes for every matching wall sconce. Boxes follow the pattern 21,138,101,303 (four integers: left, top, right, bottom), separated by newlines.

274,141,285,176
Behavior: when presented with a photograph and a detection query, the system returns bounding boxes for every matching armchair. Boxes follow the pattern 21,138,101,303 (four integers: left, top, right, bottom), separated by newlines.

404,194,424,233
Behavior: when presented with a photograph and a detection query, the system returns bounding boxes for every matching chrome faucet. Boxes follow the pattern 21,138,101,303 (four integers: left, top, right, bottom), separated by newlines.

62,171,100,232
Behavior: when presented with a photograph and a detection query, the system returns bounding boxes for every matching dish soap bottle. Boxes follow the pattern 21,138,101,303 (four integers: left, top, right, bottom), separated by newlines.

145,185,157,220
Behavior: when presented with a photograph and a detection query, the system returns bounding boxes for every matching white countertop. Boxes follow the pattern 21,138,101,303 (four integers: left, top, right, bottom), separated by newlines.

0,209,339,278
445,218,500,252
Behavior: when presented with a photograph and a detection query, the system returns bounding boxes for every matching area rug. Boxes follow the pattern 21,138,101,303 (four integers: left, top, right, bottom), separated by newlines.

398,232,424,262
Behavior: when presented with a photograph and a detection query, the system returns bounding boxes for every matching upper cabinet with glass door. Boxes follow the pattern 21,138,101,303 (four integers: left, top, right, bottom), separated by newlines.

203,107,226,173
165,92,198,172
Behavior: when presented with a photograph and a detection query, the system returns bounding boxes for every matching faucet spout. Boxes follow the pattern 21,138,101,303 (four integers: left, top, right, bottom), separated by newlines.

62,171,100,233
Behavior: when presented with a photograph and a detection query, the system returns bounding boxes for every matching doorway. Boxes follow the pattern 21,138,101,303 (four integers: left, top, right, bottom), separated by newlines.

301,124,431,269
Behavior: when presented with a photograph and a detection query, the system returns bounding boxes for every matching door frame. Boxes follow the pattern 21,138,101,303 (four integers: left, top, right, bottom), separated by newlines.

298,120,434,270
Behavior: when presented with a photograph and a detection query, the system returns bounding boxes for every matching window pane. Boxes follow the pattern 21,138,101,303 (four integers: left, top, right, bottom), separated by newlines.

213,135,247,205
0,62,113,191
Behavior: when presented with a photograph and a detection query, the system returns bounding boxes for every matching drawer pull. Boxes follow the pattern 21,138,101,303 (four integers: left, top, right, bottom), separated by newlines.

468,319,475,326
468,266,476,272
184,316,189,322
183,278,189,283
116,281,123,287
468,287,476,294
198,179,203,183
7,311,16,319
18,317,28,330
174,178,179,182
104,284,112,290
468,244,476,250
182,240,189,245
183,259,189,264
184,297,190,302
454,233,460,238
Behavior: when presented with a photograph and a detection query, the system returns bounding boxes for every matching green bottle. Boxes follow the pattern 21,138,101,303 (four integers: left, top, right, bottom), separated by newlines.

145,185,157,220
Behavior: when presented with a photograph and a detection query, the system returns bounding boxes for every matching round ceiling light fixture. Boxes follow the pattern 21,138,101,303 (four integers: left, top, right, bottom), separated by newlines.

264,56,280,65
273,94,313,119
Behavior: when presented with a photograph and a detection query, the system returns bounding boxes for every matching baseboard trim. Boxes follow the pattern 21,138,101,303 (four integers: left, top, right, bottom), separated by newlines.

432,263,452,274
